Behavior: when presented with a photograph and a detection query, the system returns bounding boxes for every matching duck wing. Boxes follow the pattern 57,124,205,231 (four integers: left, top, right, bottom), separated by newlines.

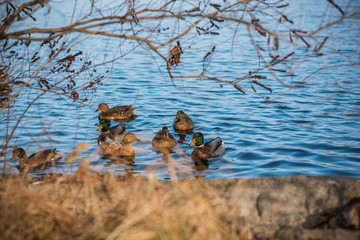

111,105,136,114
152,129,164,142
205,137,225,156
98,105,137,120
191,145,213,160
100,141,123,157
105,105,136,119
110,123,127,142
98,131,115,145
185,115,194,125
28,149,62,168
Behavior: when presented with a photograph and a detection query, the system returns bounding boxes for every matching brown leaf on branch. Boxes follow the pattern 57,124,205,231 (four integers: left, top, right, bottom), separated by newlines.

71,91,79,102
252,80,272,93
168,42,183,68
234,85,245,94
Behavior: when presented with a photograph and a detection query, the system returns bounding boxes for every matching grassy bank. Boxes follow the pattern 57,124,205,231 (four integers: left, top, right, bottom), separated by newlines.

0,173,244,240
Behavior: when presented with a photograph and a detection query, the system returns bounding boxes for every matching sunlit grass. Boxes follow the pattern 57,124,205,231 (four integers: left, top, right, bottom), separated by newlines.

0,168,246,240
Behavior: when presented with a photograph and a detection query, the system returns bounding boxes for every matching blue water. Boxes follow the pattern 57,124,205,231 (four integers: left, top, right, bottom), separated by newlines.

1,0,360,179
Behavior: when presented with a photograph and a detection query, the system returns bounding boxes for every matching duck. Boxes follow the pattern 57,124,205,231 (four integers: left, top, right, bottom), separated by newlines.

97,119,127,144
152,126,177,148
173,110,194,131
189,132,225,160
10,147,62,173
94,103,136,121
99,133,141,157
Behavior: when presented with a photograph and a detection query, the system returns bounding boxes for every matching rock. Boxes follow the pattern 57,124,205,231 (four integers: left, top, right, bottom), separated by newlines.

208,175,360,239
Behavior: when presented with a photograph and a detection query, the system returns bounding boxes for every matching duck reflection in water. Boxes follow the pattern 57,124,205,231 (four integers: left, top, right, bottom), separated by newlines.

102,155,137,178
174,129,194,144
103,156,136,167
193,159,209,171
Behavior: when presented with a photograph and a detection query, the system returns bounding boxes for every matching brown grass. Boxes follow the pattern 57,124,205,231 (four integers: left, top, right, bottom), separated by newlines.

0,171,246,240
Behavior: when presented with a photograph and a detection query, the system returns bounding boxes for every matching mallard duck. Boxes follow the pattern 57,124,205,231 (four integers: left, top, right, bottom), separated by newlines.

99,133,141,157
95,103,136,121
189,132,225,160
152,126,177,148
10,147,62,173
97,119,127,144
173,110,194,131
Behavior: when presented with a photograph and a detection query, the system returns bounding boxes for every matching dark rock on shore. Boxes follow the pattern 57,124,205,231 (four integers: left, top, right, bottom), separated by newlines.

209,175,360,239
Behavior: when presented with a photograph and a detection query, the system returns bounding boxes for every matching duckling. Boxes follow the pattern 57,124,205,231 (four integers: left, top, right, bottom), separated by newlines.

95,103,136,121
152,126,177,148
173,110,194,131
10,147,62,173
97,119,127,144
189,132,225,160
99,133,141,157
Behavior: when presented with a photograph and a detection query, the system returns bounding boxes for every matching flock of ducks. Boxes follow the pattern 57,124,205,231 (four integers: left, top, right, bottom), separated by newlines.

10,103,225,174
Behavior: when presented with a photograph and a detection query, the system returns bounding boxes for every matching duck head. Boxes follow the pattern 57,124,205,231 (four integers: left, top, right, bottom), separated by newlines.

123,133,141,144
11,148,27,160
174,110,185,122
97,119,111,132
161,126,171,138
94,103,109,113
190,132,204,146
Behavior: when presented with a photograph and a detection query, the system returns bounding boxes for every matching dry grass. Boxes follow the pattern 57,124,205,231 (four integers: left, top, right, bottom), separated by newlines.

0,172,246,240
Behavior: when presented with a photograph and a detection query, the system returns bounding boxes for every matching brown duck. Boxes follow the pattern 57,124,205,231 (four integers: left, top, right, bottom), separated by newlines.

95,103,136,121
152,126,177,148
99,133,141,157
11,147,62,173
173,110,194,131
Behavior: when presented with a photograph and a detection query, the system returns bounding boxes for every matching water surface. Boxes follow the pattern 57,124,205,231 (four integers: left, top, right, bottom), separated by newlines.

1,0,360,180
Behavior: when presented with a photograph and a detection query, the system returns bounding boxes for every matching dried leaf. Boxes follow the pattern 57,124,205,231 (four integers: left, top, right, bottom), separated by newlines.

274,36,279,50
282,14,294,24
71,91,79,102
234,85,245,94
277,4,289,8
250,75,267,79
251,85,257,92
210,3,221,10
270,68,286,72
252,80,272,93
204,52,211,60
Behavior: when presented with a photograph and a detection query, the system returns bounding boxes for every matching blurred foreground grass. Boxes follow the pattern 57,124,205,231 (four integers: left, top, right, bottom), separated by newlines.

0,172,245,240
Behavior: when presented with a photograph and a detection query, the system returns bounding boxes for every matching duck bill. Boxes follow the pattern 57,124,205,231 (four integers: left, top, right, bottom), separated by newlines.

10,155,17,160
174,118,179,122
189,138,196,145
135,138,141,142
97,125,103,131
94,108,99,113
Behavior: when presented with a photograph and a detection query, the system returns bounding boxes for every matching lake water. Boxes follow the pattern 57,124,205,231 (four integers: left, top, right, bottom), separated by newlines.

1,0,360,180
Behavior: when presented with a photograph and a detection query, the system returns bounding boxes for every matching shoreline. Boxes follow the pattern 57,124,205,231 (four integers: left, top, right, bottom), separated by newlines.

1,174,359,239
